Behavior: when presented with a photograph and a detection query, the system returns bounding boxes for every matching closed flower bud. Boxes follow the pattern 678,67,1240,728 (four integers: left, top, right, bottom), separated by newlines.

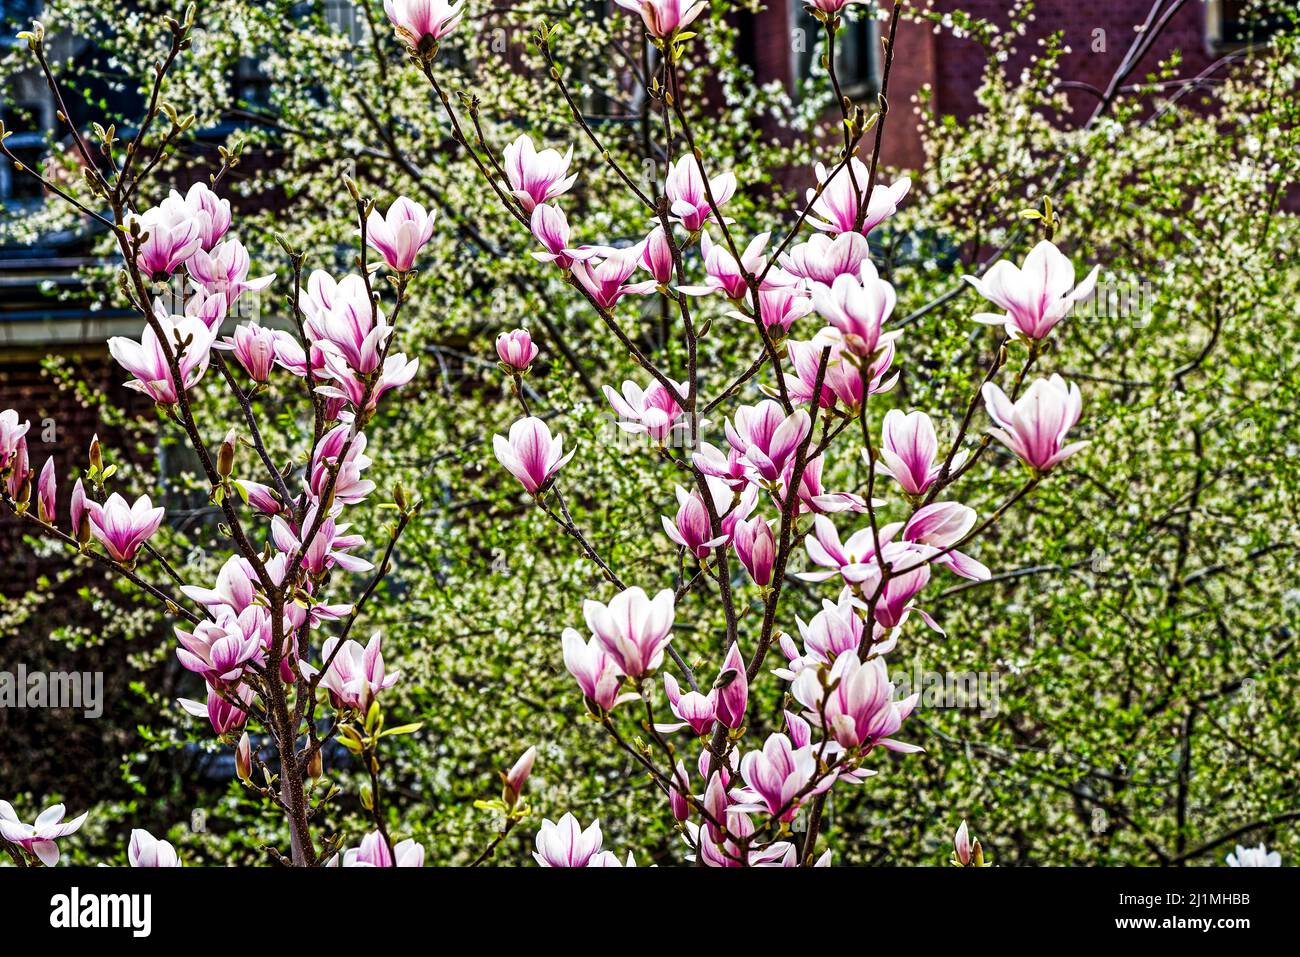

235,732,252,783
37,458,57,524
307,748,323,780
217,428,237,478
502,745,536,807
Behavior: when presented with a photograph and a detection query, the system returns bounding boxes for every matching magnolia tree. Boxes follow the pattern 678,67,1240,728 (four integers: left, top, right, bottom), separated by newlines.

2,0,1129,867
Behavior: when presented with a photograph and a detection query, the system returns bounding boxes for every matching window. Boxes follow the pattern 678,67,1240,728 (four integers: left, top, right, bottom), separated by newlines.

793,6,880,99
1206,0,1290,52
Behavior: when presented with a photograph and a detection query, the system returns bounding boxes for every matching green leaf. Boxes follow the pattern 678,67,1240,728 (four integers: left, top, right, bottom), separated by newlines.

379,722,423,737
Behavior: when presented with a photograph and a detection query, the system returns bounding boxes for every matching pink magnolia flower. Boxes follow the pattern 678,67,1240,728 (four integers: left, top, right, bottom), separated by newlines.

688,809,798,867
662,483,730,559
217,321,278,382
503,134,576,213
184,287,229,331
792,650,922,752
732,515,775,586
981,374,1087,473
333,831,426,867
748,286,813,335
783,337,838,409
807,0,869,11
179,685,253,736
737,733,820,821
776,453,870,515
0,409,30,474
810,259,900,358
589,850,639,867
273,330,330,383
271,508,374,576
878,409,967,496
781,231,871,286
792,589,866,669
692,441,748,490
299,271,383,368
365,197,436,272
802,514,923,599
824,333,897,409
561,628,622,711
174,611,263,688
640,224,675,284
309,424,375,507
179,182,231,251
664,154,735,232
496,328,538,372
572,245,656,309
533,813,605,867
108,310,217,404
882,502,991,581
726,399,812,483
826,537,936,632
316,349,420,415
36,457,56,524
1227,843,1281,867
4,435,28,502
614,0,707,38
383,0,464,46
319,631,400,712
181,554,259,616
128,829,182,867
964,240,1100,341
0,801,88,866
806,159,910,236
604,376,686,443
128,202,201,280
782,328,897,411
657,672,717,735
187,237,275,307
234,479,285,515
529,202,599,270
584,585,675,678
86,492,165,562
714,642,748,729
680,231,782,301
492,416,575,495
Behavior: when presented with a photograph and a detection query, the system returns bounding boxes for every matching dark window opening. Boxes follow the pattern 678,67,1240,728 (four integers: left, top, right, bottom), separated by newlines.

1209,0,1290,50
794,7,879,100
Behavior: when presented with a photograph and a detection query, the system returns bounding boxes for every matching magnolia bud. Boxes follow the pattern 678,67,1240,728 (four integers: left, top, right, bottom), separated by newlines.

235,732,251,783
88,433,102,473
502,745,536,807
217,428,237,478
669,761,690,822
307,749,323,780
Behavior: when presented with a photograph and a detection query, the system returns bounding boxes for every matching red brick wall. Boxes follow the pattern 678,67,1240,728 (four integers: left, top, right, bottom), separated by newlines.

0,351,139,598
742,2,1224,172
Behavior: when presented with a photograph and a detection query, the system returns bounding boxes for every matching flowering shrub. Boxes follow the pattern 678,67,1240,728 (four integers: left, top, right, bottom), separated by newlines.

2,0,1296,868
